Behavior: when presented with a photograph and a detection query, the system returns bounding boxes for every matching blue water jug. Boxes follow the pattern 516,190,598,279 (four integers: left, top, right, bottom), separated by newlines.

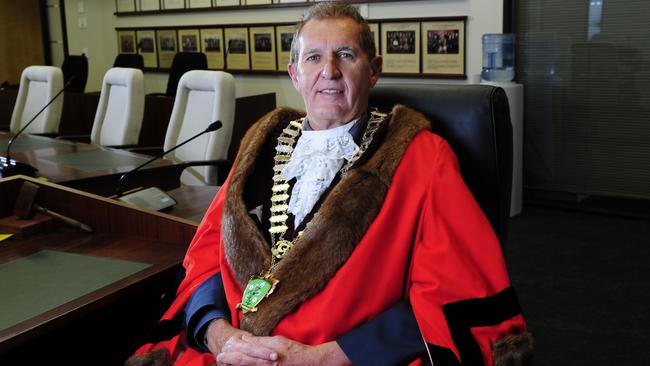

481,33,515,82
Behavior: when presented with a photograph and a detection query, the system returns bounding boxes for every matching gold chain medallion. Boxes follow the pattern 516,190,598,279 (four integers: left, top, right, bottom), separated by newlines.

237,111,386,313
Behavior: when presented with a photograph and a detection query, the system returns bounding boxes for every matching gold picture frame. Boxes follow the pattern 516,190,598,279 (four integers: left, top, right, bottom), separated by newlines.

275,25,294,71
188,0,212,8
178,29,201,52
116,0,136,12
215,0,239,5
201,28,225,69
249,26,276,71
117,30,137,54
136,30,158,68
225,27,250,70
245,0,272,4
369,23,379,58
162,0,185,9
156,29,178,68
421,18,466,77
138,0,160,11
380,22,420,74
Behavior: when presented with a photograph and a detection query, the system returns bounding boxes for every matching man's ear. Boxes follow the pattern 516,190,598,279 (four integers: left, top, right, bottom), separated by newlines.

369,55,382,87
287,62,300,90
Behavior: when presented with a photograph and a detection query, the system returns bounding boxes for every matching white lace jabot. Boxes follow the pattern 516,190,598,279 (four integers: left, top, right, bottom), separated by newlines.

280,119,359,227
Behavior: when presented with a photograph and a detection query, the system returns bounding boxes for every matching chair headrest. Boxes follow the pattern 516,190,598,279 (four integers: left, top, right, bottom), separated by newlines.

178,70,234,92
22,66,63,84
114,53,144,70
61,54,88,93
104,67,144,87
171,52,208,69
166,52,208,96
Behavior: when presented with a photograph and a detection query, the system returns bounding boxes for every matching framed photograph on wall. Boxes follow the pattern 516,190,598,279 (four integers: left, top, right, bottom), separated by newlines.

117,30,137,54
136,30,158,68
157,29,178,68
368,23,379,58
421,17,466,77
275,24,294,71
201,28,225,69
188,0,212,8
249,26,276,71
178,29,200,52
138,0,161,11
215,0,239,5
225,27,250,70
380,22,420,74
163,0,185,9
116,0,136,12
245,0,272,4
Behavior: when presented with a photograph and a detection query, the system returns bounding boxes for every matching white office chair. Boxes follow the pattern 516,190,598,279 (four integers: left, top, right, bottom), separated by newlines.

10,66,64,135
164,70,236,186
90,67,144,146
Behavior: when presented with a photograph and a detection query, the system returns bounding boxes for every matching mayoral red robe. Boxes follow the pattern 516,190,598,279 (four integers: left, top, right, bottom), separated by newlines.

133,106,528,366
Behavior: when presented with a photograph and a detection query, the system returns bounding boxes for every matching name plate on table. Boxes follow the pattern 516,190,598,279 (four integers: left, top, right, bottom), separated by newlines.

118,187,177,211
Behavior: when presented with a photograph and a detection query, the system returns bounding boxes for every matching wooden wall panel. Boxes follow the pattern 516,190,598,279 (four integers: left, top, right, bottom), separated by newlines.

0,0,45,84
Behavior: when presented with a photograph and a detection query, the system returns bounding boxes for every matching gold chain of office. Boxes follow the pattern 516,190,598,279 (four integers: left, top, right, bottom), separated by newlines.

235,111,387,314
268,110,387,264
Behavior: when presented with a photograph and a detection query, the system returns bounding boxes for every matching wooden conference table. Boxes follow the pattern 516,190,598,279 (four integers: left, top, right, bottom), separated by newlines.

0,131,186,196
0,175,220,364
0,135,220,363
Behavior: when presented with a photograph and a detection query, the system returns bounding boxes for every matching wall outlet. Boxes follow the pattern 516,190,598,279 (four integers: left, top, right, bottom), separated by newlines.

77,1,85,14
78,17,87,29
82,48,88,57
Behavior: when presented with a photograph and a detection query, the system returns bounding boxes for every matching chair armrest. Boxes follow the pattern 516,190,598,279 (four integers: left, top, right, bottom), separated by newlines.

126,146,164,157
30,132,59,138
181,159,233,186
182,159,231,168
104,143,139,149
56,134,91,143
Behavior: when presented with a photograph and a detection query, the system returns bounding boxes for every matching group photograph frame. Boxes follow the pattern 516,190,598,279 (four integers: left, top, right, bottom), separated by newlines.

115,16,466,79
200,28,225,69
420,17,466,77
379,16,466,77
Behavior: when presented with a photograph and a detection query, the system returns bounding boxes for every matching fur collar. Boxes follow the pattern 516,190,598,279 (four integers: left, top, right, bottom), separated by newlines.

222,105,431,335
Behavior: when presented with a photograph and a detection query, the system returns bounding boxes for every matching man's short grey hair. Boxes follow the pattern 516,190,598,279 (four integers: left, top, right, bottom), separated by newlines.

289,1,377,65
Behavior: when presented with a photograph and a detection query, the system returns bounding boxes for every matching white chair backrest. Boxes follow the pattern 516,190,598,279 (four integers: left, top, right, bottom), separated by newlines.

164,70,236,185
10,66,64,134
91,67,144,146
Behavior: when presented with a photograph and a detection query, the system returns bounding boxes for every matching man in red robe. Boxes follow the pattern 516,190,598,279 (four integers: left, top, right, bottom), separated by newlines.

128,2,532,365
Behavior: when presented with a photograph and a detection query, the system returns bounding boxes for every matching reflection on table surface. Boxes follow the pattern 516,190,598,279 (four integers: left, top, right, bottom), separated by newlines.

1,132,177,195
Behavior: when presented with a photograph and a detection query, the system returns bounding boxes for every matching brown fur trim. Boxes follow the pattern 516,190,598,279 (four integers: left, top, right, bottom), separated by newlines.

123,348,171,366
493,332,534,366
222,105,431,335
222,107,305,286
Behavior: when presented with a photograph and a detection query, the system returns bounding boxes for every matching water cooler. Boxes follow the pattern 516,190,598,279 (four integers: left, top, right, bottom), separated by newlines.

480,33,523,216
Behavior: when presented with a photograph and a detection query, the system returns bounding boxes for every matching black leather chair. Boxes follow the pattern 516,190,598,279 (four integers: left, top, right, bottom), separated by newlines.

164,52,207,97
370,84,513,246
61,54,88,93
113,53,145,70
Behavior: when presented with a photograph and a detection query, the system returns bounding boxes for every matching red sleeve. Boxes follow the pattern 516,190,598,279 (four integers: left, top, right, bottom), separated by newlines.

409,140,527,365
161,175,230,321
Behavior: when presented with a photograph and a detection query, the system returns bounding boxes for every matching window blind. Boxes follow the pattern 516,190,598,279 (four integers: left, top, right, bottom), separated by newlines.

517,0,650,200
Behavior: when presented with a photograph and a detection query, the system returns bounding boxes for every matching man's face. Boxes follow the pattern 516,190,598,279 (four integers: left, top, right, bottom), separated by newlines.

288,17,382,130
